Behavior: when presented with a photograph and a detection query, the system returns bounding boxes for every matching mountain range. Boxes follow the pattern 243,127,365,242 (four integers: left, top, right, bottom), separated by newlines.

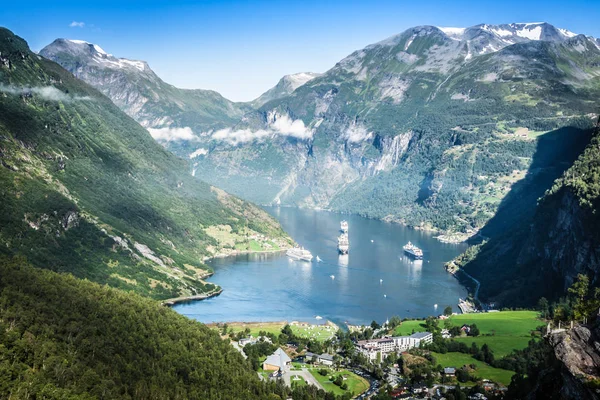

41,22,600,243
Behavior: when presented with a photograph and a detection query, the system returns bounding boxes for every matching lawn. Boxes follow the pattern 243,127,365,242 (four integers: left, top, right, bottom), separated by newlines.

431,352,514,386
394,311,542,357
308,368,369,397
290,375,307,388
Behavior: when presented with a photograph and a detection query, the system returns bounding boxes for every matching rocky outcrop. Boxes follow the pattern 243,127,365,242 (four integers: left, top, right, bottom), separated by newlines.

543,325,600,400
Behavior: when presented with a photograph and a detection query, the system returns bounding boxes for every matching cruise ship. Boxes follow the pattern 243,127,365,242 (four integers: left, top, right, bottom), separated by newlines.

286,246,313,262
338,233,349,255
340,220,348,233
403,242,423,259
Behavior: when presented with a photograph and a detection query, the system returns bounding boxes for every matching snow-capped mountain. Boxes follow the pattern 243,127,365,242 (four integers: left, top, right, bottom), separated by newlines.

251,72,322,107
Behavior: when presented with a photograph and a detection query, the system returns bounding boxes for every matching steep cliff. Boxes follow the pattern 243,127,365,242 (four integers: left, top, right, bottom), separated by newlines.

462,117,600,304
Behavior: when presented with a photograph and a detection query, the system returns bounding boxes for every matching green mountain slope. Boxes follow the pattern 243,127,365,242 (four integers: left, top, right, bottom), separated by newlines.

0,27,291,300
0,256,332,399
452,117,600,305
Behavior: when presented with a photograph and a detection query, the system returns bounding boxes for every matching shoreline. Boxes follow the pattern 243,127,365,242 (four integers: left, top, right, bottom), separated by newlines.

162,288,223,306
202,248,288,262
206,319,339,330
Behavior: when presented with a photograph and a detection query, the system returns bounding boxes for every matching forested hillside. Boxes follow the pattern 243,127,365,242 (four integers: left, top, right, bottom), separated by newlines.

0,256,335,399
0,27,291,301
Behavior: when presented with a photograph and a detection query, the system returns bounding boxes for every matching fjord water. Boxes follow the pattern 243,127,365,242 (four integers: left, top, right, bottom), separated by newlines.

174,207,468,326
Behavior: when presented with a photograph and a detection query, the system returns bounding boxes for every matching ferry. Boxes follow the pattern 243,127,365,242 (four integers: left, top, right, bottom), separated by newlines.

340,220,348,233
286,246,313,262
338,233,349,254
403,241,423,259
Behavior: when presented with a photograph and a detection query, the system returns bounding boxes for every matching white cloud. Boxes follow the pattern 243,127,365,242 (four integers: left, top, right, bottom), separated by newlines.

147,126,197,142
211,112,314,145
212,128,272,145
343,122,372,143
0,84,92,102
69,21,85,28
270,114,313,140
189,148,208,158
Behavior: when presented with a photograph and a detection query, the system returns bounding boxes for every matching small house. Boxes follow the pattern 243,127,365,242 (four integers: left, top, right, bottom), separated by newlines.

318,353,334,366
444,367,456,376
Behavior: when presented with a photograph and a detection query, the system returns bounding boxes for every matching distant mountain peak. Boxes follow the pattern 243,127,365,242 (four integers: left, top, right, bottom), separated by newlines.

41,38,149,73
251,71,321,107
67,39,110,55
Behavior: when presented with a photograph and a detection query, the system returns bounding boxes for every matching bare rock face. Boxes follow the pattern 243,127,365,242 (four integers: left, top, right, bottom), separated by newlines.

546,325,600,400
61,210,79,230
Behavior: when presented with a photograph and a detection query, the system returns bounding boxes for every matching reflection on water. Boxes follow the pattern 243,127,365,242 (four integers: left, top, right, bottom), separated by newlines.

173,207,469,326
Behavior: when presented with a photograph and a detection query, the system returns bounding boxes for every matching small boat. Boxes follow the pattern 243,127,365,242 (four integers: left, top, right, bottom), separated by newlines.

330,275,335,280
434,304,438,308
384,294,387,298
316,256,322,262
371,239,374,243
380,279,383,284
340,220,348,233
315,316,323,320
286,246,313,262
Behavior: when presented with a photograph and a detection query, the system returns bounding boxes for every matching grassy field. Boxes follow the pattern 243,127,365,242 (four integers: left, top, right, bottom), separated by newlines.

210,321,286,337
291,324,337,341
394,320,426,336
451,311,542,357
394,311,542,357
431,352,514,386
210,321,338,342
308,368,369,397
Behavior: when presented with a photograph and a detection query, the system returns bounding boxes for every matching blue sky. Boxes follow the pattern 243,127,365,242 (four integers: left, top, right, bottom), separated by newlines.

3,0,600,101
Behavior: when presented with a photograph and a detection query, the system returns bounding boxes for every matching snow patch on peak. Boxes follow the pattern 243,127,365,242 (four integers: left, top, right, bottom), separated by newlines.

559,28,577,38
283,72,320,91
515,25,542,40
438,27,466,40
68,39,109,55
93,44,107,55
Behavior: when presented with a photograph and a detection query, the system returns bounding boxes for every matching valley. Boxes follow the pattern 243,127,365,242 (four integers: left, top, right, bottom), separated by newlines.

0,8,599,399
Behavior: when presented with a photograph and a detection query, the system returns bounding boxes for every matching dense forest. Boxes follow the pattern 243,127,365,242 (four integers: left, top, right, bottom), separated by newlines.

0,256,341,399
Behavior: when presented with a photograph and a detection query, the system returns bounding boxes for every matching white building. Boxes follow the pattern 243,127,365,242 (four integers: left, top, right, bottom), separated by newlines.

356,331,433,362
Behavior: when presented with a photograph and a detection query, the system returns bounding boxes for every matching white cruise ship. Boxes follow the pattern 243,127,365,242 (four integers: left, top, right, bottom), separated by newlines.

286,247,313,262
403,241,423,259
